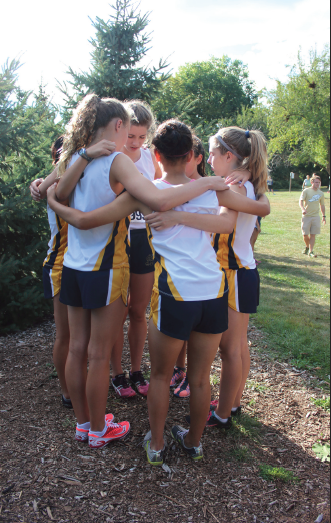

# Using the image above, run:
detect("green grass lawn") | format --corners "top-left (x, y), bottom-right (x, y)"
top-left (252, 189), bottom-right (330, 383)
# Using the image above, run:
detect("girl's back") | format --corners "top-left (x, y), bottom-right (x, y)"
top-left (148, 179), bottom-right (227, 301)
top-left (64, 152), bottom-right (130, 272)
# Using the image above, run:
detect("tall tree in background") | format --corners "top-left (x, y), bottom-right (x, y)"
top-left (59, 0), bottom-right (169, 115)
top-left (268, 47), bottom-right (330, 175)
top-left (152, 56), bottom-right (257, 128)
top-left (0, 60), bottom-right (62, 332)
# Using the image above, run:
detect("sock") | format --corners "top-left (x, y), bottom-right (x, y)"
top-left (77, 421), bottom-right (90, 431)
top-left (231, 407), bottom-right (239, 413)
top-left (90, 423), bottom-right (107, 437)
top-left (213, 411), bottom-right (229, 423)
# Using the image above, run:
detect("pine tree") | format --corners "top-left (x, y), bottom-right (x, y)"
top-left (59, 0), bottom-right (169, 116)
top-left (0, 60), bottom-right (63, 332)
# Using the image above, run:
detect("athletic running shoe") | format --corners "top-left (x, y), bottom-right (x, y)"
top-left (205, 411), bottom-right (233, 429)
top-left (210, 402), bottom-right (242, 417)
top-left (75, 413), bottom-right (115, 442)
top-left (231, 406), bottom-right (242, 417)
top-left (185, 411), bottom-right (233, 429)
top-left (302, 247), bottom-right (309, 255)
top-left (129, 371), bottom-right (149, 396)
top-left (89, 420), bottom-right (130, 449)
top-left (309, 251), bottom-right (317, 258)
top-left (171, 425), bottom-right (203, 461)
top-left (62, 395), bottom-right (73, 409)
top-left (210, 399), bottom-right (218, 411)
top-left (143, 431), bottom-right (167, 466)
top-left (170, 367), bottom-right (186, 388)
top-left (174, 376), bottom-right (190, 398)
top-left (112, 374), bottom-right (136, 398)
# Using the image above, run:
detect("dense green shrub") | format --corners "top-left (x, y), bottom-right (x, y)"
top-left (0, 61), bottom-right (62, 332)
top-left (0, 175), bottom-right (52, 332)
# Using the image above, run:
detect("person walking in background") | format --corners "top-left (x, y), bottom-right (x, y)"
top-left (302, 175), bottom-right (312, 190)
top-left (300, 175), bottom-right (326, 258)
top-left (267, 175), bottom-right (274, 194)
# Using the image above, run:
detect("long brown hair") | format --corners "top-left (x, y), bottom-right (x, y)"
top-left (192, 135), bottom-right (206, 177)
top-left (211, 127), bottom-right (268, 196)
top-left (58, 94), bottom-right (130, 175)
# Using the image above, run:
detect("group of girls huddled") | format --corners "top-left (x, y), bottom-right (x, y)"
top-left (30, 94), bottom-right (270, 464)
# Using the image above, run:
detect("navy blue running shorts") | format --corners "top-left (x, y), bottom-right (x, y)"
top-left (226, 267), bottom-right (260, 314)
top-left (42, 266), bottom-right (62, 299)
top-left (150, 291), bottom-right (229, 341)
top-left (130, 228), bottom-right (155, 275)
top-left (60, 265), bottom-right (130, 309)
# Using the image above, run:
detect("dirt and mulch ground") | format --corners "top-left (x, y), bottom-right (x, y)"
top-left (0, 319), bottom-right (330, 523)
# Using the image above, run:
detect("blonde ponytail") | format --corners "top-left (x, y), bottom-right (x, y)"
top-left (246, 130), bottom-right (268, 197)
top-left (58, 94), bottom-right (100, 176)
top-left (210, 126), bottom-right (268, 197)
top-left (58, 94), bottom-right (130, 176)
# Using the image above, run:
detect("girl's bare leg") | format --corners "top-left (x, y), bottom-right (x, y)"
top-left (65, 306), bottom-right (91, 424)
top-left (216, 308), bottom-right (248, 420)
top-left (87, 297), bottom-right (126, 432)
top-left (53, 294), bottom-right (70, 398)
top-left (128, 272), bottom-right (154, 372)
top-left (110, 307), bottom-right (128, 377)
top-left (175, 342), bottom-right (187, 368)
top-left (233, 314), bottom-right (250, 408)
top-left (185, 332), bottom-right (221, 448)
top-left (148, 321), bottom-right (184, 450)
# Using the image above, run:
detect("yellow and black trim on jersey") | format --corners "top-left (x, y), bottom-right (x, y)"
top-left (213, 225), bottom-right (243, 271)
top-left (93, 216), bottom-right (130, 272)
top-left (43, 214), bottom-right (68, 270)
top-left (147, 224), bottom-right (184, 301)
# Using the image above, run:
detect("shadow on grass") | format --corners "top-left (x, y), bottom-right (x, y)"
top-left (250, 254), bottom-right (330, 379)
top-left (258, 253), bottom-right (331, 287)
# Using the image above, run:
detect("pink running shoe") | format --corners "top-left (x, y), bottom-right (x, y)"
top-left (210, 400), bottom-right (218, 411)
top-left (174, 375), bottom-right (190, 398)
top-left (129, 371), bottom-right (149, 396)
top-left (75, 413), bottom-right (115, 442)
top-left (170, 367), bottom-right (186, 388)
top-left (89, 421), bottom-right (130, 449)
top-left (112, 374), bottom-right (136, 398)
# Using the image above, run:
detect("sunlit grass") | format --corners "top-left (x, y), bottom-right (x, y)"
top-left (253, 190), bottom-right (330, 382)
top-left (259, 464), bottom-right (299, 483)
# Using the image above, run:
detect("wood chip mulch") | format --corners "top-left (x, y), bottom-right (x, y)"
top-left (0, 319), bottom-right (330, 523)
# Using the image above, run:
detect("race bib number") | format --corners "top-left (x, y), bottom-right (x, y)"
top-left (131, 211), bottom-right (145, 221)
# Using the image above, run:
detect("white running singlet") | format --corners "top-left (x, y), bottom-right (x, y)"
top-left (64, 152), bottom-right (130, 272)
top-left (130, 148), bottom-right (155, 230)
top-left (147, 179), bottom-right (227, 301)
top-left (213, 181), bottom-right (257, 270)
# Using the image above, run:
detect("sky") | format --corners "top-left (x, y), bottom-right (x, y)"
top-left (1, 0), bottom-right (330, 105)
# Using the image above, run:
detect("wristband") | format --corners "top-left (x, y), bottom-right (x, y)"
top-left (323, 215), bottom-right (326, 218)
top-left (78, 148), bottom-right (94, 163)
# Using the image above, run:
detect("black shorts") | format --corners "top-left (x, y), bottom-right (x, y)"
top-left (130, 228), bottom-right (155, 275)
top-left (150, 291), bottom-right (229, 341)
top-left (43, 266), bottom-right (62, 299)
top-left (60, 266), bottom-right (130, 309)
top-left (226, 268), bottom-right (260, 314)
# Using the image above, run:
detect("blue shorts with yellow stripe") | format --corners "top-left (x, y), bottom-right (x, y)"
top-left (43, 266), bottom-right (63, 299)
top-left (225, 268), bottom-right (260, 314)
top-left (130, 229), bottom-right (155, 275)
top-left (60, 266), bottom-right (130, 309)
top-left (150, 291), bottom-right (228, 341)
